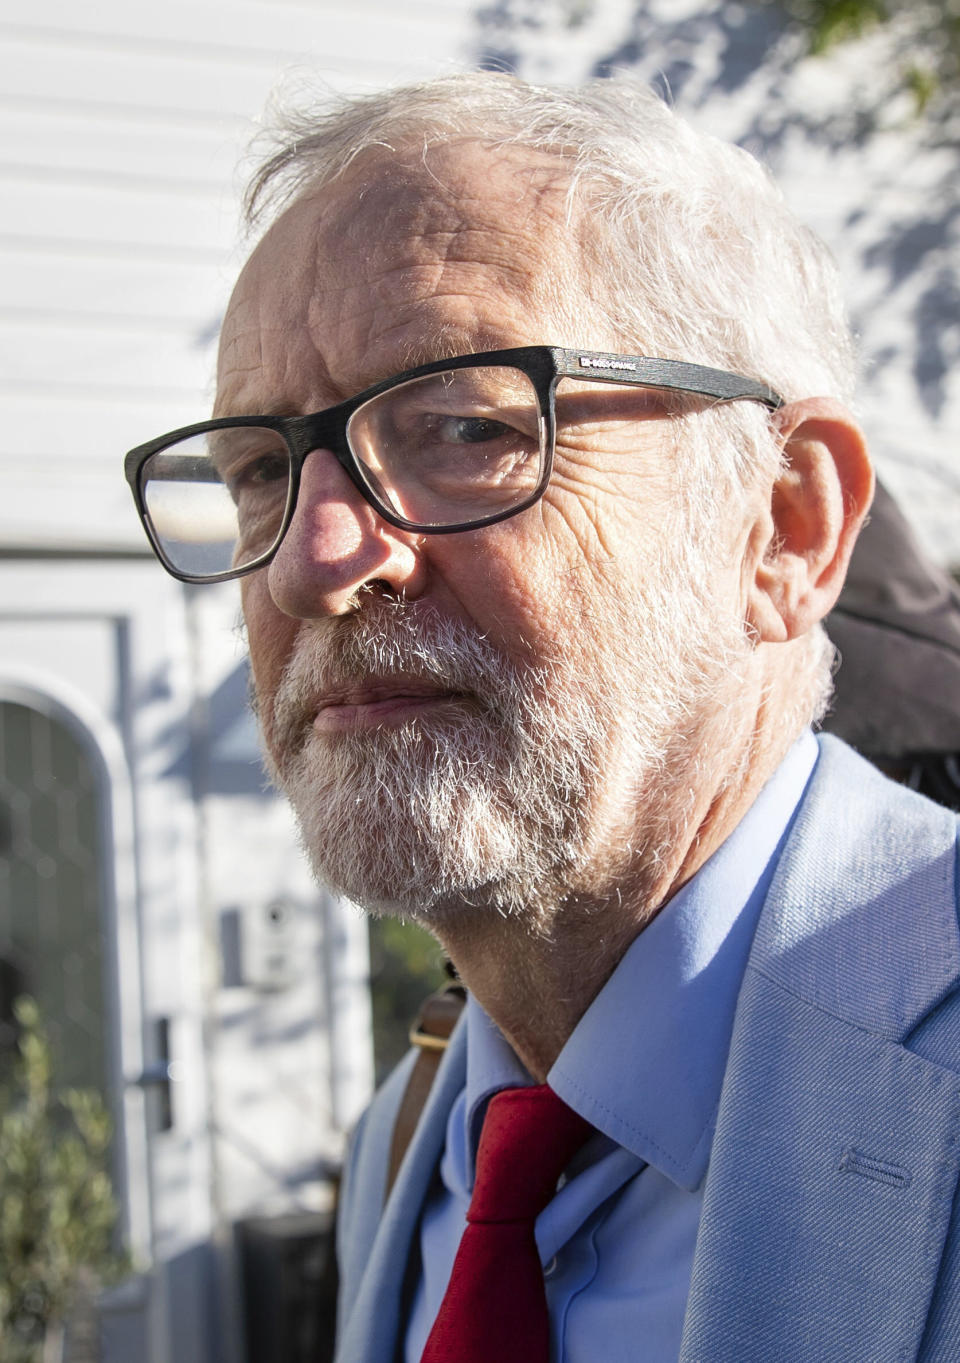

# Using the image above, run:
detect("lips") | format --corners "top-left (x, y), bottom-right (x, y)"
top-left (312, 678), bottom-right (464, 731)
top-left (318, 680), bottom-right (454, 707)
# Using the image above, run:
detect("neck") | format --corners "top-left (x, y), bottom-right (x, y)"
top-left (431, 660), bottom-right (803, 1081)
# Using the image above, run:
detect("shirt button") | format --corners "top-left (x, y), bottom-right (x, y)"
top-left (543, 1255), bottom-right (559, 1279)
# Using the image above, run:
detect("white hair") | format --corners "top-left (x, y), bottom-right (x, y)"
top-left (244, 69), bottom-right (845, 723)
top-left (245, 71), bottom-right (855, 407)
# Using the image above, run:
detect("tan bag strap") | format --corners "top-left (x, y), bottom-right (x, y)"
top-left (385, 981), bottom-right (467, 1201)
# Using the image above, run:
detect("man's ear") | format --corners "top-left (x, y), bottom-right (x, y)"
top-left (745, 397), bottom-right (874, 643)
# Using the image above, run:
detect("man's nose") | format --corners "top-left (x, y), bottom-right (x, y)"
top-left (265, 448), bottom-right (427, 617)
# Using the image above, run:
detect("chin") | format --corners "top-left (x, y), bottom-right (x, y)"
top-left (279, 714), bottom-right (586, 931)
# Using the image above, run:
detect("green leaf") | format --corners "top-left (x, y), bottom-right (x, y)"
top-left (807, 0), bottom-right (888, 55)
top-left (905, 63), bottom-right (940, 114)
top-left (0, 999), bottom-right (126, 1356)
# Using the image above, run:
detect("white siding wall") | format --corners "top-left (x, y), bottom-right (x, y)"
top-left (1, 0), bottom-right (479, 552)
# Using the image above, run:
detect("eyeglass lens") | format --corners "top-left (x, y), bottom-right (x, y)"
top-left (139, 365), bottom-right (546, 579)
top-left (141, 427), bottom-right (292, 578)
top-left (347, 365), bottom-right (544, 526)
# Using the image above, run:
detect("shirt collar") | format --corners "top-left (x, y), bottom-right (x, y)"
top-left (459, 731), bottom-right (820, 1188)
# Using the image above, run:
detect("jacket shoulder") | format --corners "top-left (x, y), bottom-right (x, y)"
top-left (754, 735), bottom-right (960, 1040)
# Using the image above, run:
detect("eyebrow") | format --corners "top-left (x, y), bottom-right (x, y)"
top-left (235, 399), bottom-right (300, 419)
top-left (395, 327), bottom-right (506, 374)
top-left (216, 330), bottom-right (512, 420)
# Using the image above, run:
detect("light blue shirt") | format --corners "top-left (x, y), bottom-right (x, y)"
top-left (405, 732), bottom-right (820, 1362)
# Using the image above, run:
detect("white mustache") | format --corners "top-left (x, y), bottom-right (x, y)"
top-left (266, 597), bottom-right (538, 763)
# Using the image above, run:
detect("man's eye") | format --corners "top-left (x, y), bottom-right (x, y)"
top-left (439, 416), bottom-right (513, 444)
top-left (246, 453), bottom-right (288, 484)
top-left (229, 452), bottom-right (288, 490)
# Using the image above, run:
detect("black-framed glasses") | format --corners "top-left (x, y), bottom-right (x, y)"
top-left (124, 345), bottom-right (782, 585)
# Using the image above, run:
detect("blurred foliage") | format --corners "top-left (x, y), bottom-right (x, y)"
top-left (479, 0), bottom-right (960, 125)
top-left (0, 998), bottom-right (127, 1363)
top-left (368, 919), bottom-right (446, 1084)
top-left (771, 0), bottom-right (960, 119)
top-left (470, 0), bottom-right (960, 422)
top-left (792, 0), bottom-right (889, 50)
top-left (477, 0), bottom-right (593, 33)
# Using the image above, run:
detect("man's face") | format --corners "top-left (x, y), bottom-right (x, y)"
top-left (218, 141), bottom-right (753, 930)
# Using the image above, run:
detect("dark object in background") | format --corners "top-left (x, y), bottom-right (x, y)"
top-left (0, 955), bottom-right (25, 1061)
top-left (823, 482), bottom-right (960, 810)
top-left (237, 1208), bottom-right (338, 1363)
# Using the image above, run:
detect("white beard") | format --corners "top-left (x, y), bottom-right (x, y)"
top-left (260, 549), bottom-right (751, 934)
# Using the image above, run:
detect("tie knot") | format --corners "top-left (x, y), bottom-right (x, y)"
top-left (468, 1084), bottom-right (593, 1224)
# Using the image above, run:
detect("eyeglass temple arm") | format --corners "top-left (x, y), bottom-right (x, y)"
top-left (550, 347), bottom-right (783, 409)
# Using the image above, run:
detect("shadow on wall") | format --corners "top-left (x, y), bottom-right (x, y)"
top-left (153, 657), bottom-right (269, 800)
top-left (468, 0), bottom-right (960, 420)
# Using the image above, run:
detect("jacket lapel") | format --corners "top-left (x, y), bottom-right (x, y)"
top-left (336, 1024), bottom-right (468, 1363)
top-left (681, 738), bottom-right (960, 1362)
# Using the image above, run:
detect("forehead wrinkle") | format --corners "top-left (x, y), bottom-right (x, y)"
top-left (217, 295), bottom-right (263, 383)
top-left (308, 218), bottom-right (558, 325)
top-left (217, 204), bottom-right (340, 416)
top-left (417, 140), bottom-right (574, 226)
top-left (304, 258), bottom-right (526, 393)
top-left (323, 141), bottom-right (572, 239)
top-left (304, 218), bottom-right (572, 395)
top-left (222, 139), bottom-right (588, 417)
top-left (303, 142), bottom-right (573, 296)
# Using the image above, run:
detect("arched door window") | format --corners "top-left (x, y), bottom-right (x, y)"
top-left (0, 699), bottom-right (109, 1100)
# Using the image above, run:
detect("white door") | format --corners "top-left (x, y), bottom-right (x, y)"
top-left (0, 555), bottom-right (215, 1363)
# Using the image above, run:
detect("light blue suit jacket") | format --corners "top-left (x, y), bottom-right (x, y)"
top-left (336, 738), bottom-right (960, 1361)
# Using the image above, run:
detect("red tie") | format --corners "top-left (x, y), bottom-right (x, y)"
top-left (420, 1084), bottom-right (593, 1363)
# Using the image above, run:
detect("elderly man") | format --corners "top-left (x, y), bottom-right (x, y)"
top-left (126, 74), bottom-right (960, 1362)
